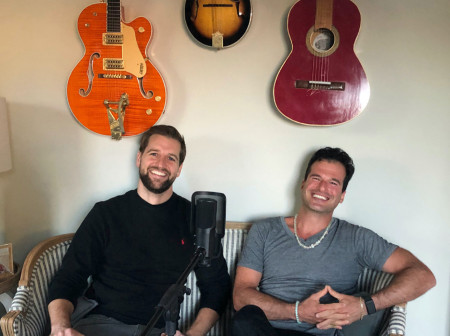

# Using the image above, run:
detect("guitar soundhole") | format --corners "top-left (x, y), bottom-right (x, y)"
top-left (312, 29), bottom-right (333, 52)
top-left (306, 26), bottom-right (339, 57)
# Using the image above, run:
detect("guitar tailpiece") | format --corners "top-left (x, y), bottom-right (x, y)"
top-left (104, 93), bottom-right (129, 140)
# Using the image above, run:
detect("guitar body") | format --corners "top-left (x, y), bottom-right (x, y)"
top-left (185, 0), bottom-right (252, 48)
top-left (67, 3), bottom-right (166, 138)
top-left (273, 0), bottom-right (370, 126)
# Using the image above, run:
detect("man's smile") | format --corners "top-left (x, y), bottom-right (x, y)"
top-left (149, 168), bottom-right (168, 177)
top-left (312, 193), bottom-right (328, 201)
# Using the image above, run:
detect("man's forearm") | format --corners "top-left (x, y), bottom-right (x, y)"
top-left (374, 254), bottom-right (436, 310)
top-left (48, 299), bottom-right (74, 332)
top-left (185, 307), bottom-right (219, 336)
top-left (233, 287), bottom-right (294, 320)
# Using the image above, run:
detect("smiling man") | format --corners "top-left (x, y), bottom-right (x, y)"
top-left (48, 125), bottom-right (231, 336)
top-left (232, 147), bottom-right (435, 336)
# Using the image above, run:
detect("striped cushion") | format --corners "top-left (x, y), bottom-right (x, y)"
top-left (385, 305), bottom-right (407, 335)
top-left (10, 240), bottom-right (72, 336)
top-left (179, 228), bottom-right (248, 335)
top-left (357, 268), bottom-right (406, 336)
top-left (358, 268), bottom-right (395, 294)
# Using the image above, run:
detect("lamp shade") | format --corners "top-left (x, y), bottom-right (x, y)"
top-left (0, 97), bottom-right (12, 173)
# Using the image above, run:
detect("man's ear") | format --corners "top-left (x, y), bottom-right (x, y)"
top-left (136, 151), bottom-right (142, 168)
top-left (339, 191), bottom-right (346, 203)
top-left (176, 163), bottom-right (183, 177)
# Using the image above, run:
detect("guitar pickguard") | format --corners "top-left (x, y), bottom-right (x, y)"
top-left (101, 24), bottom-right (146, 78)
top-left (120, 23), bottom-right (147, 78)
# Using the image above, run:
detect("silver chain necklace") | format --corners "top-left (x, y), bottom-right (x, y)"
top-left (293, 214), bottom-right (331, 249)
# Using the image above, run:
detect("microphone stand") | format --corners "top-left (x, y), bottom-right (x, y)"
top-left (139, 247), bottom-right (207, 336)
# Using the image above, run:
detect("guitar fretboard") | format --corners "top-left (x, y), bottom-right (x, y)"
top-left (107, 0), bottom-right (121, 32)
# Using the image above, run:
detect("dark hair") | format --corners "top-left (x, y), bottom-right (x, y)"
top-left (304, 147), bottom-right (355, 191)
top-left (139, 125), bottom-right (186, 164)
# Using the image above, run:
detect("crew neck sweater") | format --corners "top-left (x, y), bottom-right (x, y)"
top-left (49, 190), bottom-right (230, 327)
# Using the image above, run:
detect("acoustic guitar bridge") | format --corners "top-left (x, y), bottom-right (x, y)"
top-left (295, 80), bottom-right (345, 91)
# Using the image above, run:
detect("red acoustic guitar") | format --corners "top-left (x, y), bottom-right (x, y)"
top-left (273, 0), bottom-right (370, 126)
top-left (67, 0), bottom-right (166, 139)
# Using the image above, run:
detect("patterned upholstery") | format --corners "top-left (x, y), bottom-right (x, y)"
top-left (0, 224), bottom-right (407, 336)
top-left (179, 225), bottom-right (249, 335)
top-left (0, 234), bottom-right (73, 336)
top-left (385, 305), bottom-right (407, 335)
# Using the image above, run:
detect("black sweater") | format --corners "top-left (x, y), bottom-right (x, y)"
top-left (48, 190), bottom-right (231, 327)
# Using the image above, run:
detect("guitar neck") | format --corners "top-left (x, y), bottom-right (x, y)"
top-left (315, 0), bottom-right (333, 30)
top-left (107, 0), bottom-right (121, 32)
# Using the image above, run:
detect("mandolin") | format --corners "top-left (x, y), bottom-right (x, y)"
top-left (67, 0), bottom-right (166, 139)
top-left (185, 0), bottom-right (252, 49)
top-left (273, 0), bottom-right (370, 126)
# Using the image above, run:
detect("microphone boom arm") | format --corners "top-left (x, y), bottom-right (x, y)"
top-left (140, 247), bottom-right (206, 336)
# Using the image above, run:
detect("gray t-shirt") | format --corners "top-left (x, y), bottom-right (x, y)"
top-left (238, 217), bottom-right (397, 335)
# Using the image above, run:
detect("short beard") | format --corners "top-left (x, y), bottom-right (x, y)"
top-left (139, 171), bottom-right (175, 195)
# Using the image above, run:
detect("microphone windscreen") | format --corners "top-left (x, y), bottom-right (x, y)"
top-left (196, 199), bottom-right (217, 229)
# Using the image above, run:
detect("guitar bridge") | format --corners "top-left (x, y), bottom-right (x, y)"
top-left (295, 80), bottom-right (345, 90)
top-left (99, 74), bottom-right (133, 79)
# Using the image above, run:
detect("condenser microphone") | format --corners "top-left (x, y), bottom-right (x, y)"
top-left (191, 191), bottom-right (226, 267)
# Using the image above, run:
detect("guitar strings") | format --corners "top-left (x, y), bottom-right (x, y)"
top-left (311, 38), bottom-right (330, 91)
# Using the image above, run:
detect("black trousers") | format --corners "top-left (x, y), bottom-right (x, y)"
top-left (231, 305), bottom-right (310, 336)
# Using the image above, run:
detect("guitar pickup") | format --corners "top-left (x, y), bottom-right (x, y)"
top-left (104, 58), bottom-right (124, 70)
top-left (103, 33), bottom-right (123, 45)
top-left (295, 80), bottom-right (345, 90)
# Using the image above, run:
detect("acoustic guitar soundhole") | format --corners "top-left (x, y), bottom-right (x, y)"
top-left (306, 26), bottom-right (340, 57)
top-left (312, 29), bottom-right (333, 51)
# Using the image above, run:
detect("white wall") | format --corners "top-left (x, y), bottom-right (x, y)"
top-left (0, 0), bottom-right (448, 334)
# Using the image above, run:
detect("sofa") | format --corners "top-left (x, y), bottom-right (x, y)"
top-left (0, 222), bottom-right (406, 336)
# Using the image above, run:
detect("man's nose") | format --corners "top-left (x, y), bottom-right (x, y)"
top-left (318, 180), bottom-right (327, 191)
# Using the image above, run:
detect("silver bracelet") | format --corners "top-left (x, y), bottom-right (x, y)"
top-left (295, 301), bottom-right (302, 324)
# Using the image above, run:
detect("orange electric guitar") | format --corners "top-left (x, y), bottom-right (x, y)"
top-left (273, 0), bottom-right (370, 126)
top-left (67, 0), bottom-right (166, 139)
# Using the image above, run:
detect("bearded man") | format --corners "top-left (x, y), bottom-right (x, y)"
top-left (48, 125), bottom-right (230, 336)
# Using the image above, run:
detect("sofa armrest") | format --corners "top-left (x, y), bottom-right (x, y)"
top-left (387, 304), bottom-right (407, 336)
top-left (0, 234), bottom-right (74, 336)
